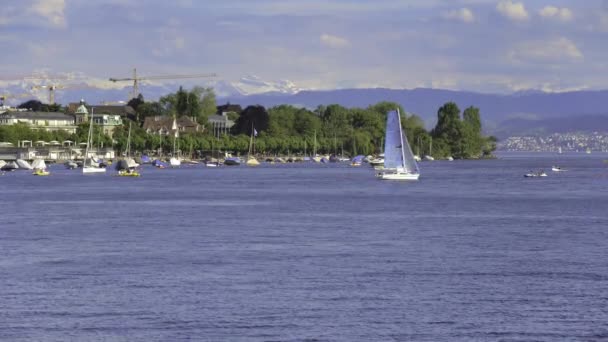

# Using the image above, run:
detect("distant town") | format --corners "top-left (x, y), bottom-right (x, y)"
top-left (498, 132), bottom-right (608, 152)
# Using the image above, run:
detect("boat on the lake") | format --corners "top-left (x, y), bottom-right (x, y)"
top-left (376, 109), bottom-right (420, 181)
top-left (83, 109), bottom-right (106, 174)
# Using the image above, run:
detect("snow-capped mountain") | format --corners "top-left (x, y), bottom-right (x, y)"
top-left (0, 73), bottom-right (303, 105)
top-left (228, 75), bottom-right (301, 95)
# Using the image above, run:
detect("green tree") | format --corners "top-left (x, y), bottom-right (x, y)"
top-left (195, 87), bottom-right (217, 123)
top-left (233, 105), bottom-right (270, 136)
top-left (432, 102), bottom-right (463, 157)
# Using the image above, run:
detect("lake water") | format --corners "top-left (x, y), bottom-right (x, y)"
top-left (1, 153), bottom-right (607, 341)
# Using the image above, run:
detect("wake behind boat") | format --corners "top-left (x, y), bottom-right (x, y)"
top-left (524, 170), bottom-right (547, 178)
top-left (376, 109), bottom-right (420, 181)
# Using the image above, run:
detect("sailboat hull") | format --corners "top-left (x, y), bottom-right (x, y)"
top-left (377, 171), bottom-right (420, 181)
top-left (83, 167), bottom-right (106, 174)
top-left (246, 158), bottom-right (260, 166)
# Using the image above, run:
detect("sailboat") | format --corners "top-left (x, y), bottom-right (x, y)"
top-left (423, 136), bottom-right (434, 161)
top-left (83, 108), bottom-right (106, 174)
top-left (116, 121), bottom-right (140, 176)
top-left (205, 138), bottom-right (221, 167)
top-left (169, 117), bottom-right (181, 167)
top-left (312, 130), bottom-right (321, 162)
top-left (246, 124), bottom-right (260, 166)
top-left (376, 109), bottom-right (420, 181)
top-left (32, 158), bottom-right (49, 176)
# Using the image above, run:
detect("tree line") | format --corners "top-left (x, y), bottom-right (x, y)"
top-left (6, 87), bottom-right (496, 158)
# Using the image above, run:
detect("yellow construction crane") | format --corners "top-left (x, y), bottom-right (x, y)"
top-left (31, 84), bottom-right (65, 104)
top-left (109, 68), bottom-right (217, 100)
top-left (0, 93), bottom-right (31, 106)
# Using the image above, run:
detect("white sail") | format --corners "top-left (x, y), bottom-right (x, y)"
top-left (16, 159), bottom-right (33, 170)
top-left (31, 159), bottom-right (46, 170)
top-left (377, 109), bottom-right (419, 181)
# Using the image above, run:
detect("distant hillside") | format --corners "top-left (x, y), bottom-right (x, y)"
top-left (491, 114), bottom-right (608, 139)
top-left (219, 88), bottom-right (608, 136)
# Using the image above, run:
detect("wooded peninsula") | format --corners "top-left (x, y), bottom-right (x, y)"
top-left (0, 86), bottom-right (497, 159)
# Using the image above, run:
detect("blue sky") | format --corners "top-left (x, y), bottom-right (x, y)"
top-left (1, 0), bottom-right (608, 93)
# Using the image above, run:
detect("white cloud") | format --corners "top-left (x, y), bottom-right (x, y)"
top-left (29, 0), bottom-right (66, 28)
top-left (496, 1), bottom-right (529, 21)
top-left (508, 37), bottom-right (583, 64)
top-left (443, 8), bottom-right (475, 23)
top-left (539, 6), bottom-right (573, 22)
top-left (320, 34), bottom-right (350, 49)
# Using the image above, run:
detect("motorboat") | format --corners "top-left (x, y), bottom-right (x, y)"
top-left (64, 160), bottom-right (78, 169)
top-left (224, 157), bottom-right (241, 166)
top-left (1, 161), bottom-right (18, 171)
top-left (369, 155), bottom-right (384, 167)
top-left (551, 166), bottom-right (567, 172)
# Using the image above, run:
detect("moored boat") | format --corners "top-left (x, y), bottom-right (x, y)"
top-left (32, 169), bottom-right (50, 176)
top-left (224, 157), bottom-right (241, 166)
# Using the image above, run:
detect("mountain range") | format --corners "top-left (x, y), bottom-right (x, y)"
top-left (2, 75), bottom-right (607, 138)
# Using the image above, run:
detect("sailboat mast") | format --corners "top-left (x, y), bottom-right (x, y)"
top-left (126, 121), bottom-right (132, 158)
top-left (159, 131), bottom-right (163, 158)
top-left (248, 122), bottom-right (254, 157)
top-left (396, 109), bottom-right (407, 168)
top-left (334, 134), bottom-right (337, 155)
top-left (313, 130), bottom-right (317, 157)
top-left (85, 108), bottom-right (94, 163)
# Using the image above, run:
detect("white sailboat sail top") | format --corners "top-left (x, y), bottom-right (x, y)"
top-left (31, 159), bottom-right (46, 170)
top-left (383, 110), bottom-right (419, 173)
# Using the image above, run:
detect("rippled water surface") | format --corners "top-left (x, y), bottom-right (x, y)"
top-left (1, 153), bottom-right (607, 341)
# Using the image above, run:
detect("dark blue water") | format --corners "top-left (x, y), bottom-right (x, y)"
top-left (1, 153), bottom-right (607, 341)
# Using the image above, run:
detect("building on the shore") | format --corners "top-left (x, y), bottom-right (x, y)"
top-left (67, 102), bottom-right (136, 123)
top-left (72, 102), bottom-right (123, 136)
top-left (0, 111), bottom-right (78, 133)
top-left (208, 104), bottom-right (239, 137)
top-left (143, 115), bottom-right (202, 135)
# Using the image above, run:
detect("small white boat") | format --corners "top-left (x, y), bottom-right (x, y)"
top-left (551, 166), bottom-right (567, 172)
top-left (369, 157), bottom-right (384, 167)
top-left (205, 160), bottom-right (221, 167)
top-left (423, 155), bottom-right (434, 161)
top-left (83, 165), bottom-right (106, 173)
top-left (446, 156), bottom-right (454, 161)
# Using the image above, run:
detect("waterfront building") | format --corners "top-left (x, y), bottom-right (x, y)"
top-left (72, 102), bottom-right (123, 136)
top-left (143, 115), bottom-right (202, 135)
top-left (0, 111), bottom-right (77, 133)
top-left (208, 104), bottom-right (239, 137)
